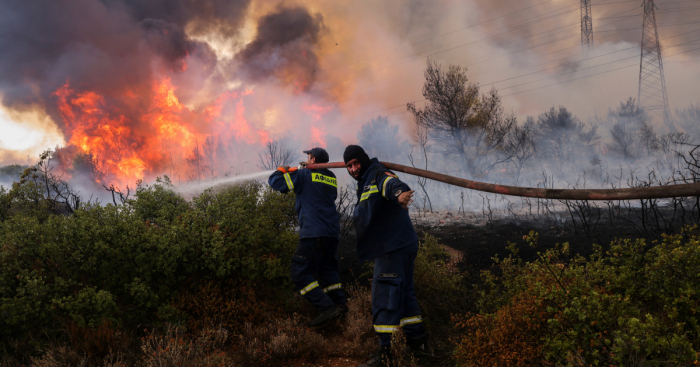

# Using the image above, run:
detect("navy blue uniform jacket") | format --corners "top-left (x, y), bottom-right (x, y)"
top-left (268, 168), bottom-right (340, 239)
top-left (354, 159), bottom-right (419, 262)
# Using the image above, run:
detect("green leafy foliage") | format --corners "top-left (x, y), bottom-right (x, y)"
top-left (455, 228), bottom-right (700, 366)
top-left (0, 179), bottom-right (297, 353)
top-left (415, 234), bottom-right (467, 329)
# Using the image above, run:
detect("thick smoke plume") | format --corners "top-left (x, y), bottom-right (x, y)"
top-left (237, 6), bottom-right (325, 92)
top-left (0, 0), bottom-right (332, 188)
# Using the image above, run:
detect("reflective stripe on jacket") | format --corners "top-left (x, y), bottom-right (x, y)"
top-left (353, 158), bottom-right (418, 262)
top-left (268, 168), bottom-right (340, 239)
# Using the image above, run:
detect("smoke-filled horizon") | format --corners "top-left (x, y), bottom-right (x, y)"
top-left (0, 0), bottom-right (698, 190)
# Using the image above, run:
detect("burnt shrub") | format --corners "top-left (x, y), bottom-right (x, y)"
top-left (454, 228), bottom-right (700, 366)
top-left (0, 179), bottom-right (297, 359)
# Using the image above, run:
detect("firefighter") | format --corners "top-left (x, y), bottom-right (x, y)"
top-left (268, 147), bottom-right (347, 327)
top-left (343, 145), bottom-right (429, 367)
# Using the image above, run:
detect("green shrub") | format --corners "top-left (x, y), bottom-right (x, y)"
top-left (415, 234), bottom-right (467, 329)
top-left (455, 228), bottom-right (700, 366)
top-left (0, 179), bottom-right (297, 356)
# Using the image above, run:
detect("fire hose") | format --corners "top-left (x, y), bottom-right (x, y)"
top-left (305, 161), bottom-right (700, 200)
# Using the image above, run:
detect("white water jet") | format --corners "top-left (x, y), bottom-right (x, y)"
top-left (173, 170), bottom-right (276, 196)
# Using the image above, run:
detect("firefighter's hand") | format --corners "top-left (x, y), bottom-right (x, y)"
top-left (398, 190), bottom-right (414, 210)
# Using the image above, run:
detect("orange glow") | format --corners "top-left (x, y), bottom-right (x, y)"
top-left (53, 78), bottom-right (271, 188)
top-left (301, 102), bottom-right (332, 121)
top-left (303, 102), bottom-right (332, 147)
top-left (310, 125), bottom-right (326, 147)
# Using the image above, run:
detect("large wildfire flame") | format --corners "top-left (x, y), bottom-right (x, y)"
top-left (54, 77), bottom-right (272, 187)
top-left (1, 3), bottom-right (351, 188)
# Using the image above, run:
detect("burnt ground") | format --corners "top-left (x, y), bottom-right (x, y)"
top-left (336, 211), bottom-right (676, 285)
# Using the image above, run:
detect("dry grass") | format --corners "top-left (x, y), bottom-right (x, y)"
top-left (140, 324), bottom-right (234, 367)
top-left (12, 282), bottom-right (407, 367)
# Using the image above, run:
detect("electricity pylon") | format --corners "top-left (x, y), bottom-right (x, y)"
top-left (638, 0), bottom-right (675, 130)
top-left (581, 0), bottom-right (593, 57)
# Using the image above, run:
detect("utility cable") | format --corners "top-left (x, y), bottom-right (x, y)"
top-left (338, 5), bottom-right (643, 105)
top-left (501, 44), bottom-right (700, 97)
top-left (337, 34), bottom-right (700, 125)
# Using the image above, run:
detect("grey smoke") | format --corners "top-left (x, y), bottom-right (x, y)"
top-left (0, 0), bottom-right (329, 128)
top-left (236, 6), bottom-right (324, 91)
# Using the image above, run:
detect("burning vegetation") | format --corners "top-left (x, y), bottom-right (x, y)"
top-left (0, 1), bottom-right (337, 189)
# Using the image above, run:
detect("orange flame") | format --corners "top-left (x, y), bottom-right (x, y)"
top-left (310, 125), bottom-right (326, 147)
top-left (301, 102), bottom-right (332, 121)
top-left (302, 102), bottom-right (332, 147)
top-left (54, 78), bottom-right (269, 187)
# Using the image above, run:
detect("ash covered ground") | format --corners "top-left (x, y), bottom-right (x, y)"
top-left (336, 206), bottom-right (674, 286)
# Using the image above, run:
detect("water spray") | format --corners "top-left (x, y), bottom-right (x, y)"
top-left (174, 170), bottom-right (275, 196)
top-left (306, 162), bottom-right (700, 200)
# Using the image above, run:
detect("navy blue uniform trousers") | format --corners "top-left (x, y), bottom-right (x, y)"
top-left (291, 237), bottom-right (346, 311)
top-left (372, 246), bottom-right (425, 347)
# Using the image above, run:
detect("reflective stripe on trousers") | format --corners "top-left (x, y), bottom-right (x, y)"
top-left (300, 281), bottom-right (319, 295)
top-left (373, 315), bottom-right (423, 333)
top-left (291, 237), bottom-right (346, 312)
top-left (323, 283), bottom-right (342, 293)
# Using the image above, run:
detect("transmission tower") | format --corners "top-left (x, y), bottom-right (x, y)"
top-left (638, 0), bottom-right (675, 130)
top-left (580, 0), bottom-right (593, 56)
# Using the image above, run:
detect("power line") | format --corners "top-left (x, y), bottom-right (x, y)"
top-left (446, 23), bottom-right (698, 87)
top-left (483, 46), bottom-right (638, 86)
top-left (657, 6), bottom-right (700, 12)
top-left (335, 0), bottom-right (697, 82)
top-left (338, 5), bottom-right (644, 104)
top-left (337, 0), bottom-right (560, 69)
top-left (334, 3), bottom-right (700, 124)
top-left (461, 7), bottom-right (643, 70)
top-left (495, 39), bottom-right (698, 93)
top-left (337, 36), bottom-right (700, 125)
top-left (345, 0), bottom-right (622, 78)
top-left (501, 44), bottom-right (700, 97)
top-left (482, 26), bottom-right (700, 86)
top-left (464, 26), bottom-right (641, 79)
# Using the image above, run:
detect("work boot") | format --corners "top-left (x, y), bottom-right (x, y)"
top-left (337, 304), bottom-right (349, 319)
top-left (307, 306), bottom-right (342, 327)
top-left (358, 346), bottom-right (392, 367)
top-left (405, 334), bottom-right (432, 366)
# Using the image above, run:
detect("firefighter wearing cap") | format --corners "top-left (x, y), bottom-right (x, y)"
top-left (268, 147), bottom-right (347, 327)
top-left (343, 145), bottom-right (429, 367)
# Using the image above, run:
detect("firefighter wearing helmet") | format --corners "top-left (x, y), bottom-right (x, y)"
top-left (267, 147), bottom-right (347, 327)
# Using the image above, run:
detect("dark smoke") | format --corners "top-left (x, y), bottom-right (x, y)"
top-left (0, 0), bottom-right (244, 123)
top-left (110, 0), bottom-right (252, 37)
top-left (236, 6), bottom-right (324, 91)
top-left (0, 0), bottom-right (330, 129)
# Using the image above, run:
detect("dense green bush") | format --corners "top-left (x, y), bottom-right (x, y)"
top-left (0, 178), bottom-right (297, 353)
top-left (454, 228), bottom-right (700, 366)
top-left (414, 234), bottom-right (469, 359)
top-left (415, 235), bottom-right (466, 323)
